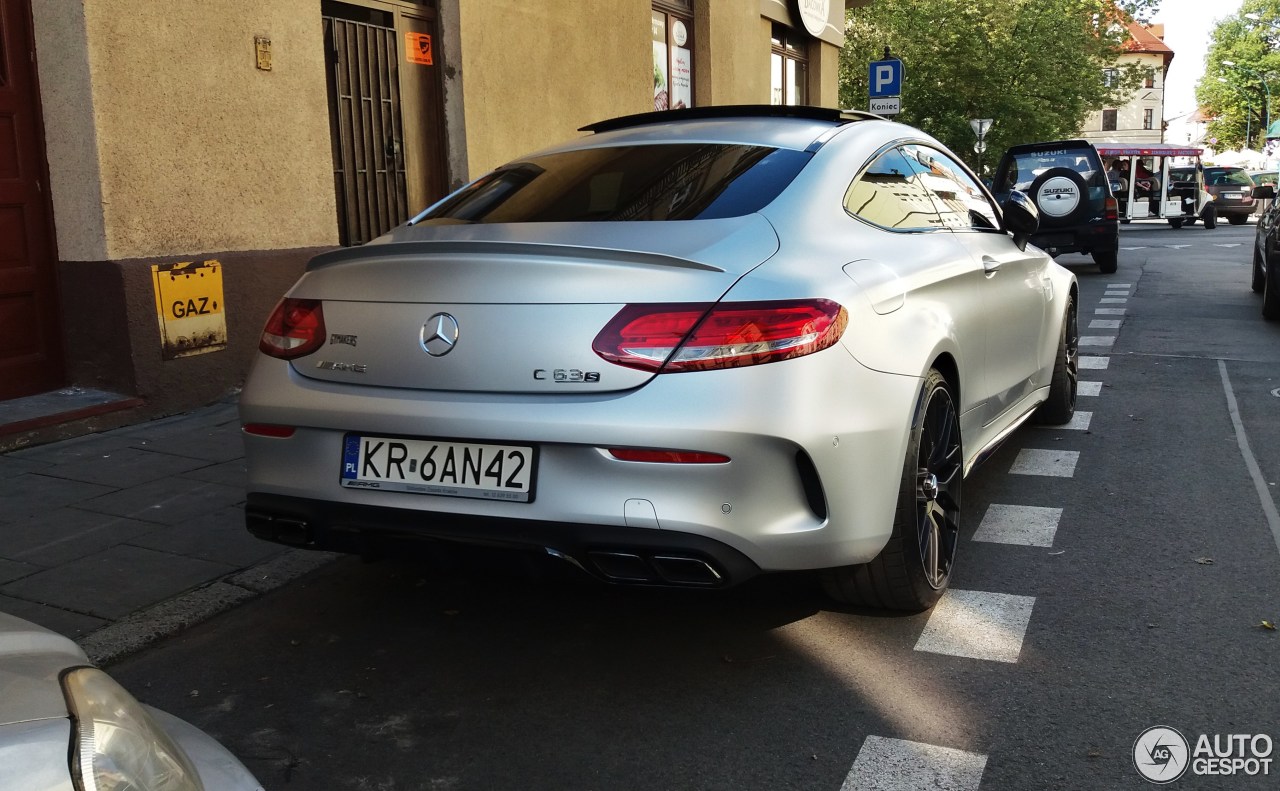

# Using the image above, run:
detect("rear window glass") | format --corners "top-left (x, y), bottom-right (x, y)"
top-left (993, 147), bottom-right (1105, 193)
top-left (1203, 168), bottom-right (1254, 187)
top-left (415, 144), bottom-right (812, 224)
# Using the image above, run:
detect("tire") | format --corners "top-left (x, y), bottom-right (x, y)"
top-left (1185, 217), bottom-right (1198, 226)
top-left (1029, 167), bottom-right (1090, 226)
top-left (821, 369), bottom-right (961, 612)
top-left (1229, 214), bottom-right (1248, 226)
top-left (1093, 248), bottom-right (1118, 274)
top-left (1034, 295), bottom-right (1078, 425)
top-left (1203, 205), bottom-right (1217, 229)
top-left (1253, 248), bottom-right (1266, 294)
top-left (1168, 218), bottom-right (1184, 229)
top-left (1265, 249), bottom-right (1280, 320)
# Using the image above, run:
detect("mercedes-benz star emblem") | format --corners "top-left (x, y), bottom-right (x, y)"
top-left (420, 313), bottom-right (459, 357)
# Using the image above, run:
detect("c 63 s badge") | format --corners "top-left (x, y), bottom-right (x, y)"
top-left (534, 368), bottom-right (600, 383)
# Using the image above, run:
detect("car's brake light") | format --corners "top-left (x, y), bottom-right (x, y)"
top-left (1104, 195), bottom-right (1118, 221)
top-left (259, 298), bottom-right (325, 360)
top-left (608, 448), bottom-right (730, 463)
top-left (593, 299), bottom-right (847, 373)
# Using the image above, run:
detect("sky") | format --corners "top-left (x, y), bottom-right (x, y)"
top-left (1150, 0), bottom-right (1245, 122)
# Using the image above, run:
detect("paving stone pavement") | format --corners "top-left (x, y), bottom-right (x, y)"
top-left (0, 398), bottom-right (337, 663)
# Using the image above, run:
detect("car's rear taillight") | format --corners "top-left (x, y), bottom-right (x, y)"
top-left (259, 298), bottom-right (325, 360)
top-left (593, 299), bottom-right (847, 373)
top-left (1104, 195), bottom-right (1118, 221)
top-left (608, 448), bottom-right (730, 463)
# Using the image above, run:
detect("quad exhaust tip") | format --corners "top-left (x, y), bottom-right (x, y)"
top-left (566, 549), bottom-right (724, 587)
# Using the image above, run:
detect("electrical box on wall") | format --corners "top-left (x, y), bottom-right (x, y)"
top-left (255, 36), bottom-right (272, 71)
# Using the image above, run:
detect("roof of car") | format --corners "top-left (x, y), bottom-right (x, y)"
top-left (579, 105), bottom-right (880, 134)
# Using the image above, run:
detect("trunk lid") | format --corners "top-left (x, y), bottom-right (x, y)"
top-left (286, 217), bottom-right (777, 393)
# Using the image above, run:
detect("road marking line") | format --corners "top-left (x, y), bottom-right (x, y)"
top-left (1080, 336), bottom-right (1115, 346)
top-left (1100, 297), bottom-right (1128, 303)
top-left (1166, 244), bottom-right (1191, 250)
top-left (1079, 356), bottom-right (1109, 369)
top-left (1090, 319), bottom-right (1121, 329)
top-left (1011, 449), bottom-right (1079, 477)
top-left (842, 736), bottom-right (987, 791)
top-left (1106, 283), bottom-right (1132, 287)
top-left (1079, 381), bottom-right (1102, 396)
top-left (1095, 308), bottom-right (1126, 315)
top-left (973, 504), bottom-right (1062, 547)
top-left (914, 589), bottom-right (1036, 663)
top-left (1120, 246), bottom-right (1147, 250)
top-left (1104, 290), bottom-right (1130, 295)
top-left (1214, 243), bottom-right (1242, 248)
top-left (1218, 360), bottom-right (1280, 556)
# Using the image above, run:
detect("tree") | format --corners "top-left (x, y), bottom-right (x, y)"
top-left (839, 0), bottom-right (1159, 173)
top-left (1197, 0), bottom-right (1280, 151)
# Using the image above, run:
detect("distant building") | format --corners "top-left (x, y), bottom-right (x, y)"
top-left (1080, 21), bottom-right (1174, 145)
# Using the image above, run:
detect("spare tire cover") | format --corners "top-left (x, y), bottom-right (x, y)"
top-left (1031, 167), bottom-right (1087, 222)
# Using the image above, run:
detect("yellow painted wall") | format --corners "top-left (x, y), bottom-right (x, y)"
top-left (34, 0), bottom-right (337, 261)
top-left (456, 0), bottom-right (652, 175)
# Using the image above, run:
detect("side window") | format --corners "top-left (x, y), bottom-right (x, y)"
top-left (904, 145), bottom-right (1000, 231)
top-left (844, 147), bottom-right (944, 230)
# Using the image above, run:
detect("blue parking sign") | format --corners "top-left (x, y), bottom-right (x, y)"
top-left (868, 59), bottom-right (903, 98)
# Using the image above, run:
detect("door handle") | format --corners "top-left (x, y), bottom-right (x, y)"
top-left (982, 256), bottom-right (1002, 276)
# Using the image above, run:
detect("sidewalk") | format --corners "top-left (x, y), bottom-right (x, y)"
top-left (0, 397), bottom-right (337, 664)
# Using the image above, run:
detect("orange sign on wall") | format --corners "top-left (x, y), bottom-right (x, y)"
top-left (406, 32), bottom-right (433, 65)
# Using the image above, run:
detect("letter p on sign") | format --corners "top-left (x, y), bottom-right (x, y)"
top-left (874, 65), bottom-right (894, 93)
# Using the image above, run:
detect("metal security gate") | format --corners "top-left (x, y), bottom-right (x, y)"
top-left (323, 5), bottom-right (409, 246)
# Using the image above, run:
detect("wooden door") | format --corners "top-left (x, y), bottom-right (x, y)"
top-left (0, 0), bottom-right (64, 399)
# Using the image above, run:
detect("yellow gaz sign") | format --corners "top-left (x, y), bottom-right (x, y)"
top-left (151, 260), bottom-right (228, 359)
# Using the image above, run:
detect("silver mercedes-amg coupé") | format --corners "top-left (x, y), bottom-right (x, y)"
top-left (239, 106), bottom-right (1078, 612)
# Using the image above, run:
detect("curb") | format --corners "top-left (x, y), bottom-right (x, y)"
top-left (81, 549), bottom-right (341, 665)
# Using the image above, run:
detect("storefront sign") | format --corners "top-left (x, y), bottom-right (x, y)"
top-left (794, 0), bottom-right (830, 38)
top-left (151, 260), bottom-right (227, 360)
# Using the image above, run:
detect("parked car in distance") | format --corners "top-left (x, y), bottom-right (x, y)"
top-left (0, 611), bottom-right (264, 791)
top-left (1174, 165), bottom-right (1256, 225)
top-left (1250, 183), bottom-right (1280, 319)
top-left (990, 139), bottom-right (1119, 273)
top-left (241, 105), bottom-right (1078, 613)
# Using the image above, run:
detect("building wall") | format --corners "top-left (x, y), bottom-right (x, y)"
top-left (1080, 52), bottom-right (1167, 145)
top-left (19, 0), bottom-right (856, 431)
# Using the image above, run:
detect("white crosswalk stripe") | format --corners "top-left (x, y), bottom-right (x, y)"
top-left (1090, 319), bottom-right (1121, 329)
top-left (1095, 307), bottom-right (1126, 315)
top-left (1079, 356), bottom-right (1109, 369)
top-left (973, 504), bottom-right (1062, 547)
top-left (1100, 297), bottom-right (1128, 303)
top-left (1011, 448), bottom-right (1079, 477)
top-left (1079, 336), bottom-right (1115, 347)
top-left (1079, 381), bottom-right (1102, 396)
top-left (842, 737), bottom-right (987, 791)
top-left (914, 589), bottom-right (1036, 663)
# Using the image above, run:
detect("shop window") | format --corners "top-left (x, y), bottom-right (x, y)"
top-left (652, 2), bottom-right (694, 110)
top-left (1102, 109), bottom-right (1117, 131)
top-left (1143, 109), bottom-right (1154, 130)
top-left (770, 24), bottom-right (808, 106)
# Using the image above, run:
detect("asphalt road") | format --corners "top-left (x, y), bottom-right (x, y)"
top-left (111, 221), bottom-right (1280, 791)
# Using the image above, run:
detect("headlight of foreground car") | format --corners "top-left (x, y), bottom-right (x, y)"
top-left (61, 667), bottom-right (204, 791)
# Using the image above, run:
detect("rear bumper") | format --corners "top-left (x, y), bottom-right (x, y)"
top-left (246, 492), bottom-right (762, 588)
top-left (239, 347), bottom-right (922, 574)
top-left (1031, 219), bottom-right (1118, 255)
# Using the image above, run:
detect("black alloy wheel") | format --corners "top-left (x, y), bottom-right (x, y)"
top-left (1265, 248), bottom-right (1280, 320)
top-left (915, 380), bottom-right (962, 591)
top-left (1034, 296), bottom-right (1078, 425)
top-left (1253, 247), bottom-right (1266, 294)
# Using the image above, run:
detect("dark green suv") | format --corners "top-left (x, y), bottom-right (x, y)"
top-left (992, 140), bottom-right (1120, 273)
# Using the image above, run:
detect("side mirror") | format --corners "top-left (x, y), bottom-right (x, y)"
top-left (1253, 185), bottom-right (1275, 200)
top-left (1001, 189), bottom-right (1038, 251)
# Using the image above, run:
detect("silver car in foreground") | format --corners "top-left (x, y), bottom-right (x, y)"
top-left (0, 612), bottom-right (263, 791)
top-left (241, 106), bottom-right (1078, 611)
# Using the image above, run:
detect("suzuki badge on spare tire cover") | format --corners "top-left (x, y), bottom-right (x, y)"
top-left (1032, 168), bottom-right (1085, 221)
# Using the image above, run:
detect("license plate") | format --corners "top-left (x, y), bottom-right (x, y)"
top-left (1224, 193), bottom-right (1242, 200)
top-left (341, 434), bottom-right (536, 502)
